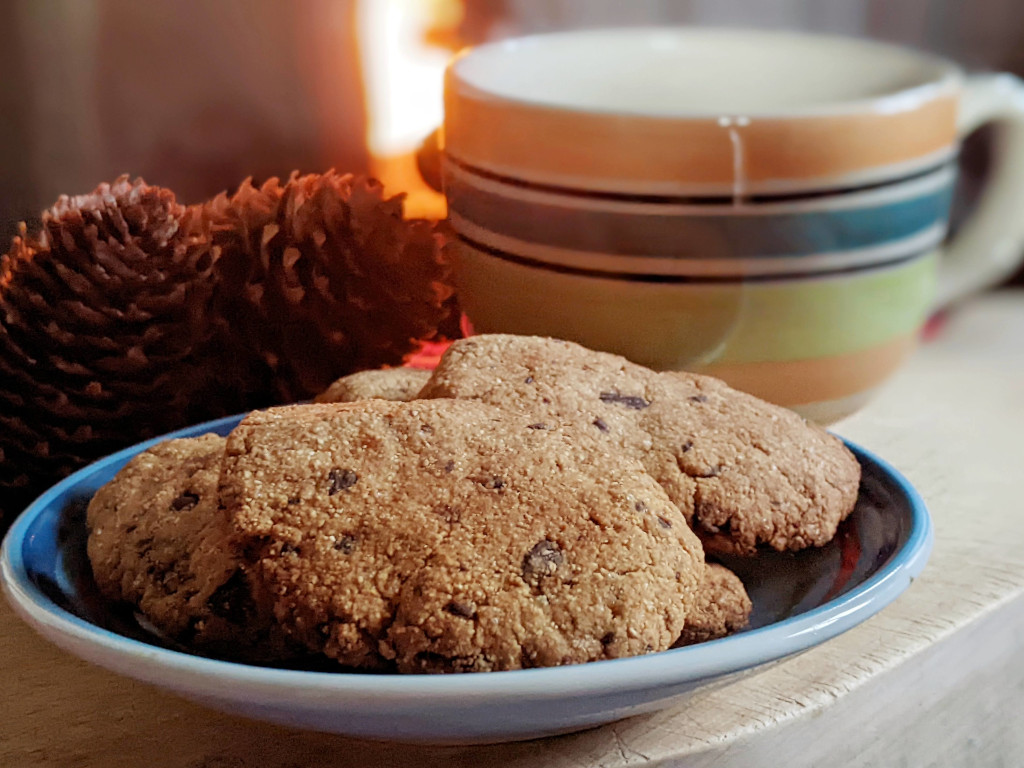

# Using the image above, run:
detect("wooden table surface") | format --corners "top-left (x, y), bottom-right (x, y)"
top-left (4, 293), bottom-right (1024, 768)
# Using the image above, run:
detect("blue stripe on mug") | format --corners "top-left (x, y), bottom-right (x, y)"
top-left (445, 163), bottom-right (956, 259)
top-left (450, 216), bottom-right (946, 278)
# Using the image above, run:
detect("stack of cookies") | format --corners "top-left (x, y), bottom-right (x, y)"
top-left (87, 335), bottom-right (861, 673)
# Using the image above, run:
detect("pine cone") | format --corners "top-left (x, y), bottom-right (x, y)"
top-left (0, 176), bottom-right (222, 523)
top-left (205, 171), bottom-right (456, 402)
top-left (0, 171), bottom-right (459, 528)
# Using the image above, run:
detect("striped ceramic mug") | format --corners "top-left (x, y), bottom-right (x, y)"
top-left (441, 28), bottom-right (1024, 422)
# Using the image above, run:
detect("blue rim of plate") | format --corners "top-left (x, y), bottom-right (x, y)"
top-left (1, 413), bottom-right (933, 700)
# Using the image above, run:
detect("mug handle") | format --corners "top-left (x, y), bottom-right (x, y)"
top-left (936, 73), bottom-right (1024, 307)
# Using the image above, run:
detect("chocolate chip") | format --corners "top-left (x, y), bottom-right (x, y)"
top-left (524, 375), bottom-right (534, 384)
top-left (522, 540), bottom-right (564, 584)
top-left (689, 394), bottom-right (709, 403)
top-left (601, 632), bottom-right (616, 646)
top-left (333, 534), bottom-right (357, 554)
top-left (169, 491), bottom-right (200, 511)
top-left (481, 476), bottom-right (505, 491)
top-left (288, 496), bottom-right (301, 505)
top-left (328, 468), bottom-right (358, 495)
top-left (444, 601), bottom-right (475, 618)
top-left (527, 423), bottom-right (547, 430)
top-left (207, 570), bottom-right (252, 624)
top-left (433, 504), bottom-right (461, 524)
top-left (541, 397), bottom-right (552, 404)
top-left (635, 500), bottom-right (648, 513)
top-left (420, 424), bottom-right (434, 434)
top-left (657, 515), bottom-right (673, 529)
top-left (696, 465), bottom-right (721, 478)
top-left (443, 460), bottom-right (455, 473)
top-left (593, 417), bottom-right (610, 432)
top-left (681, 440), bottom-right (693, 453)
top-left (599, 391), bottom-right (651, 410)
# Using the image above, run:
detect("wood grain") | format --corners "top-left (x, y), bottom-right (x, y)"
top-left (4, 293), bottom-right (1024, 767)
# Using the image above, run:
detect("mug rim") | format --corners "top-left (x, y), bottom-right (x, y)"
top-left (447, 26), bottom-right (962, 120)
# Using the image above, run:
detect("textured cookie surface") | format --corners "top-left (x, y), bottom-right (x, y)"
top-left (222, 400), bottom-right (704, 672)
top-left (674, 563), bottom-right (752, 646)
top-left (86, 434), bottom-right (292, 661)
top-left (419, 334), bottom-right (861, 554)
top-left (314, 367), bottom-right (431, 404)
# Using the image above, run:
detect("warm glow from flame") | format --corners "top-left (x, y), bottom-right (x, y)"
top-left (356, 0), bottom-right (457, 219)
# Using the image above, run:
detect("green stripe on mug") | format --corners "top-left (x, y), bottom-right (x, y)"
top-left (453, 242), bottom-right (935, 367)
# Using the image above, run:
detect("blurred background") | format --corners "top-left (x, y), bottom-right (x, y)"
top-left (1, 0), bottom-right (1021, 280)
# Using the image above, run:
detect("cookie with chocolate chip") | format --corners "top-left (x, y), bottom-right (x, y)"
top-left (222, 400), bottom-right (705, 672)
top-left (314, 367), bottom-right (431, 404)
top-left (419, 334), bottom-right (861, 555)
top-left (674, 563), bottom-right (752, 646)
top-left (86, 435), bottom-right (293, 661)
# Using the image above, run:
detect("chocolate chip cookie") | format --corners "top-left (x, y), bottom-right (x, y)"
top-left (222, 400), bottom-right (705, 672)
top-left (675, 563), bottom-right (752, 646)
top-left (419, 334), bottom-right (861, 555)
top-left (86, 434), bottom-right (293, 661)
top-left (314, 367), bottom-right (431, 404)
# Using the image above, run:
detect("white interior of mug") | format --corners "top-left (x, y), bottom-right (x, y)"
top-left (452, 28), bottom-right (959, 116)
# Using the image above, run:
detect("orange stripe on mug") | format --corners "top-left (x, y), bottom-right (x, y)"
top-left (444, 29), bottom-right (962, 195)
top-left (687, 334), bottom-right (917, 407)
top-left (444, 88), bottom-right (958, 194)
